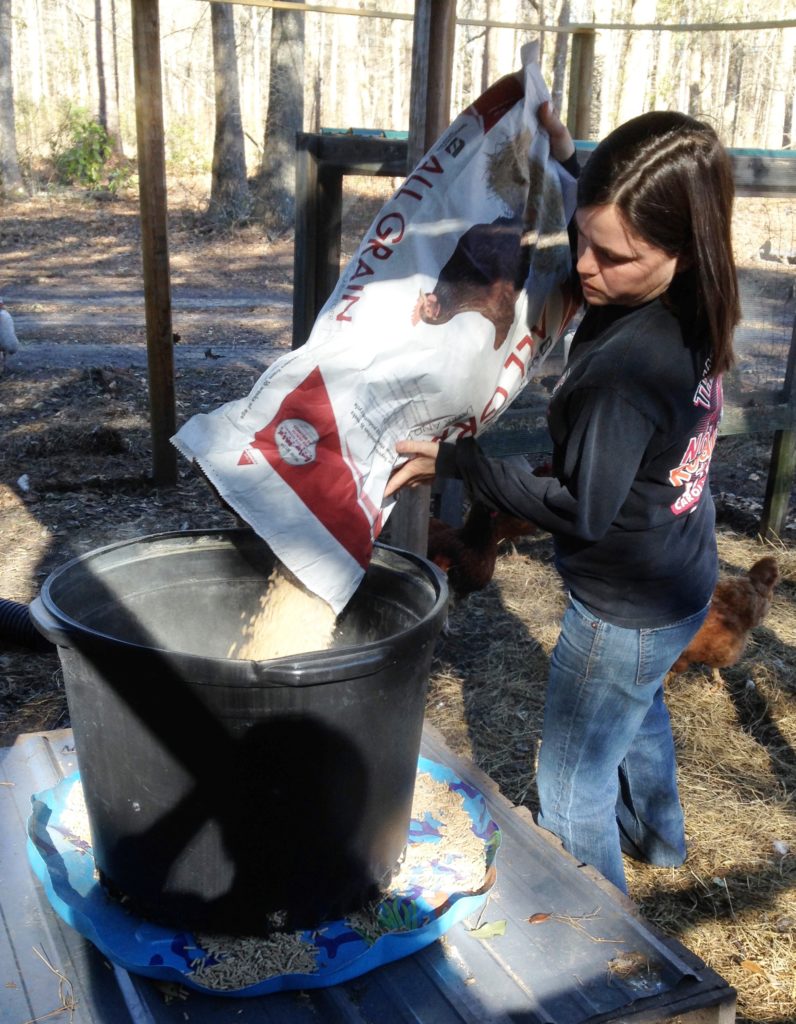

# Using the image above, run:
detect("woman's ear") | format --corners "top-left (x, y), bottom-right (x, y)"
top-left (675, 253), bottom-right (693, 273)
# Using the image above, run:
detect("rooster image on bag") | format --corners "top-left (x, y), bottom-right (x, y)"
top-left (412, 215), bottom-right (532, 350)
top-left (411, 144), bottom-right (558, 352)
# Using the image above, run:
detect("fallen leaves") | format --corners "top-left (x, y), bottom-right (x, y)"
top-left (468, 920), bottom-right (507, 940)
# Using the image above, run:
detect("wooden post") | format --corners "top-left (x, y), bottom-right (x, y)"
top-left (760, 312), bottom-right (796, 539)
top-left (292, 136), bottom-right (317, 350)
top-left (566, 29), bottom-right (595, 141)
top-left (131, 0), bottom-right (177, 486)
top-left (292, 134), bottom-right (407, 349)
top-left (315, 164), bottom-right (344, 326)
top-left (408, 0), bottom-right (457, 163)
top-left (389, 0), bottom-right (457, 554)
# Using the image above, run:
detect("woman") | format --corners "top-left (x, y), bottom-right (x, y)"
top-left (385, 105), bottom-right (740, 893)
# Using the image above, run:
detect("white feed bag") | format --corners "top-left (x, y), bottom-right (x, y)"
top-left (172, 57), bottom-right (577, 614)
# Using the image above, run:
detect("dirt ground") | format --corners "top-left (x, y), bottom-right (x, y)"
top-left (1, 182), bottom-right (796, 1021)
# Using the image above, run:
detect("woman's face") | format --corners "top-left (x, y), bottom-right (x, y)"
top-left (576, 204), bottom-right (680, 307)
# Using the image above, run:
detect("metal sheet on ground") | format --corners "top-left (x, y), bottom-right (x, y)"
top-left (1, 726), bottom-right (735, 1023)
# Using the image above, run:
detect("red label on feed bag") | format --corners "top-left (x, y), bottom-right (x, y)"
top-left (470, 75), bottom-right (525, 133)
top-left (247, 368), bottom-right (374, 570)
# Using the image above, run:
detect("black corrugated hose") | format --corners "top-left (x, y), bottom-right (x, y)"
top-left (0, 598), bottom-right (55, 651)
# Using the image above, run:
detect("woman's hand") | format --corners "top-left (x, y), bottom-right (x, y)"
top-left (384, 440), bottom-right (440, 499)
top-left (538, 100), bottom-right (575, 163)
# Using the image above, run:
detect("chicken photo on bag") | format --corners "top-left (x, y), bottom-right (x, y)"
top-left (411, 133), bottom-right (571, 352)
top-left (412, 214), bottom-right (533, 350)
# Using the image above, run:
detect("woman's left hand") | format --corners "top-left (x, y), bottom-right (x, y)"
top-left (384, 440), bottom-right (440, 498)
top-left (538, 100), bottom-right (575, 163)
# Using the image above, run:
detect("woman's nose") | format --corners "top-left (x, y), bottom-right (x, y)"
top-left (577, 246), bottom-right (597, 276)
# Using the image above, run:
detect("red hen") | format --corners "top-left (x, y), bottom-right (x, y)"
top-left (670, 556), bottom-right (780, 684)
top-left (427, 500), bottom-right (537, 600)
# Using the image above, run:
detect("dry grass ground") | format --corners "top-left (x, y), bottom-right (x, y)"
top-left (425, 528), bottom-right (796, 1023)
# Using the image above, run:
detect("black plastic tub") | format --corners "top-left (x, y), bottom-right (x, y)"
top-left (30, 528), bottom-right (448, 933)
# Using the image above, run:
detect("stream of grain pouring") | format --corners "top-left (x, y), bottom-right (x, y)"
top-left (228, 561), bottom-right (337, 661)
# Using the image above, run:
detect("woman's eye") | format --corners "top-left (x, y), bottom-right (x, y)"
top-left (600, 251), bottom-right (632, 265)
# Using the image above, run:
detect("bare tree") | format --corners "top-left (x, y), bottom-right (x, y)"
top-left (253, 0), bottom-right (305, 233)
top-left (481, 0), bottom-right (520, 93)
top-left (551, 0), bottom-right (570, 114)
top-left (0, 0), bottom-right (24, 194)
top-left (95, 0), bottom-right (124, 155)
top-left (207, 2), bottom-right (251, 225)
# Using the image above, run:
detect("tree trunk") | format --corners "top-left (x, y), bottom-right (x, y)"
top-left (551, 0), bottom-right (570, 115)
top-left (481, 0), bottom-right (497, 94)
top-left (24, 0), bottom-right (45, 109)
top-left (724, 39), bottom-right (744, 144)
top-left (208, 2), bottom-right (251, 225)
top-left (590, 0), bottom-right (612, 138)
top-left (765, 18), bottom-right (788, 149)
top-left (254, 0), bottom-right (305, 234)
top-left (617, 0), bottom-right (656, 123)
top-left (0, 0), bottom-right (24, 195)
top-left (481, 0), bottom-right (518, 94)
top-left (95, 0), bottom-right (124, 155)
top-left (109, 0), bottom-right (124, 153)
top-left (785, 35), bottom-right (796, 149)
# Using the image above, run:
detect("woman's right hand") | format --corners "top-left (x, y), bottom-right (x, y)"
top-left (538, 100), bottom-right (575, 163)
top-left (384, 440), bottom-right (440, 499)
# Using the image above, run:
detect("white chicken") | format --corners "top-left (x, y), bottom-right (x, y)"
top-left (0, 297), bottom-right (20, 372)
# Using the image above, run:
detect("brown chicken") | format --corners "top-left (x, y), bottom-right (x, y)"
top-left (427, 500), bottom-right (537, 600)
top-left (670, 556), bottom-right (780, 685)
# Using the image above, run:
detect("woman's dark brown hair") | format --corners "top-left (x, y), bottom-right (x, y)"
top-left (578, 111), bottom-right (739, 375)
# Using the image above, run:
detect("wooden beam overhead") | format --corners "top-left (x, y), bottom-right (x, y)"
top-left (204, 0), bottom-right (796, 34)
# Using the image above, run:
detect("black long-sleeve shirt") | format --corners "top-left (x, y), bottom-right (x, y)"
top-left (436, 299), bottom-right (721, 627)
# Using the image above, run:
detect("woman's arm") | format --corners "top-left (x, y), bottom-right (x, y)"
top-left (387, 388), bottom-right (656, 544)
top-left (447, 391), bottom-right (655, 541)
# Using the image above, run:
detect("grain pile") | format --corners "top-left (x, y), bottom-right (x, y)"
top-left (227, 562), bottom-right (337, 661)
top-left (190, 930), bottom-right (320, 990)
top-left (189, 769), bottom-right (491, 986)
top-left (48, 769), bottom-right (490, 990)
top-left (344, 770), bottom-right (490, 944)
top-left (391, 770), bottom-right (487, 894)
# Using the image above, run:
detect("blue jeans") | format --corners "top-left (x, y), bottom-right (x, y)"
top-left (536, 595), bottom-right (709, 893)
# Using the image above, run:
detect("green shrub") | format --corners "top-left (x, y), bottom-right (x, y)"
top-left (51, 105), bottom-right (112, 186)
top-left (106, 164), bottom-right (135, 194)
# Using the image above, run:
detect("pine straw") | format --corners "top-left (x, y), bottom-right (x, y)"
top-left (426, 528), bottom-right (796, 1024)
top-left (0, 665), bottom-right (67, 745)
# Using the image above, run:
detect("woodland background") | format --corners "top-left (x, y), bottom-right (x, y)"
top-left (0, 0), bottom-right (794, 215)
